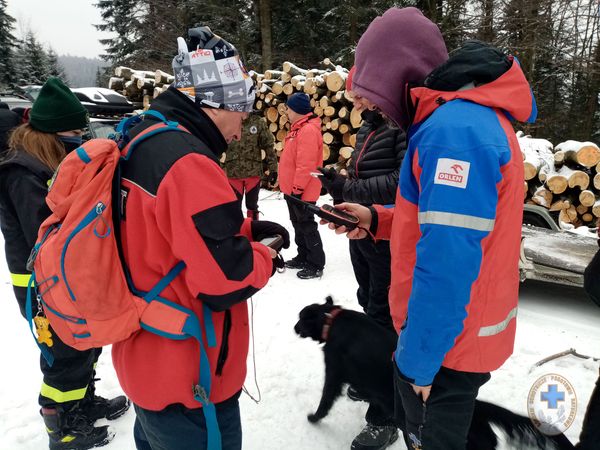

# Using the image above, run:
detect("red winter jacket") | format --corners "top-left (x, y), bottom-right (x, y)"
top-left (111, 88), bottom-right (273, 410)
top-left (279, 114), bottom-right (323, 201)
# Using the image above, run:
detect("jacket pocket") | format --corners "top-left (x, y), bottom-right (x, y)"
top-left (216, 309), bottom-right (232, 376)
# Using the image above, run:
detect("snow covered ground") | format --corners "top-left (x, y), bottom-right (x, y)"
top-left (1, 191), bottom-right (599, 450)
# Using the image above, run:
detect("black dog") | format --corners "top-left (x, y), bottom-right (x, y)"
top-left (294, 296), bottom-right (575, 450)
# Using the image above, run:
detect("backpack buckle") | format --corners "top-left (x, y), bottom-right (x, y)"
top-left (192, 384), bottom-right (209, 404)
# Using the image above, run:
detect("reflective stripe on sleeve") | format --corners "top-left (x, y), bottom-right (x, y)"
top-left (10, 273), bottom-right (32, 288)
top-left (418, 211), bottom-right (495, 232)
top-left (478, 307), bottom-right (518, 337)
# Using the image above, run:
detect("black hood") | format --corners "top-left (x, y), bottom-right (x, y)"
top-left (0, 150), bottom-right (53, 180)
top-left (424, 40), bottom-right (512, 92)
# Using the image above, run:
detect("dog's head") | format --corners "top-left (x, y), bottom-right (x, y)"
top-left (294, 296), bottom-right (340, 343)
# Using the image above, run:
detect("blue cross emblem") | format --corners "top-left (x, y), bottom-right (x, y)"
top-left (541, 384), bottom-right (565, 409)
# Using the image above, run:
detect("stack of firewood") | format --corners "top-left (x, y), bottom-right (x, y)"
top-left (108, 67), bottom-right (173, 110)
top-left (253, 59), bottom-right (363, 169)
top-left (520, 132), bottom-right (600, 227)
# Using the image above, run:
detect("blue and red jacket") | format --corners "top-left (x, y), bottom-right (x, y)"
top-left (374, 57), bottom-right (536, 386)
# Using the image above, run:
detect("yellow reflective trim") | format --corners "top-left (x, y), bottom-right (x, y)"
top-left (61, 435), bottom-right (76, 443)
top-left (40, 382), bottom-right (88, 403)
top-left (10, 273), bottom-right (32, 287)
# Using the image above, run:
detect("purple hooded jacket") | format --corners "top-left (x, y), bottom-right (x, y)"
top-left (353, 7), bottom-right (448, 130)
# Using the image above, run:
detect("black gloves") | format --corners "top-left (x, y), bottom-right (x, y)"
top-left (267, 171), bottom-right (278, 185)
top-left (317, 167), bottom-right (346, 204)
top-left (291, 192), bottom-right (303, 200)
top-left (251, 220), bottom-right (291, 250)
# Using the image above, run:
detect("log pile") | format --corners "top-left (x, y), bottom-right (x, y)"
top-left (253, 59), bottom-right (362, 170)
top-left (109, 66), bottom-right (173, 110)
top-left (519, 132), bottom-right (600, 228)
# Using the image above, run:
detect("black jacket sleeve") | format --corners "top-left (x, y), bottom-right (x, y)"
top-left (342, 129), bottom-right (407, 205)
top-left (5, 166), bottom-right (51, 249)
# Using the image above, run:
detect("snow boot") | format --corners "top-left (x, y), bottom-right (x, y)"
top-left (42, 406), bottom-right (113, 450)
top-left (81, 377), bottom-right (130, 422)
top-left (350, 424), bottom-right (399, 450)
top-left (247, 209), bottom-right (260, 221)
top-left (297, 266), bottom-right (323, 279)
top-left (285, 256), bottom-right (307, 270)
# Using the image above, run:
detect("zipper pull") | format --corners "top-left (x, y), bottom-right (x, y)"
top-left (96, 202), bottom-right (105, 215)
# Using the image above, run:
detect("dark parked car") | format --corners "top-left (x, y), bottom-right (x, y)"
top-left (71, 87), bottom-right (134, 116)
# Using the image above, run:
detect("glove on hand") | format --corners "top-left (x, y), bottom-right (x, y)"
top-left (251, 220), bottom-right (291, 249)
top-left (291, 192), bottom-right (303, 200)
top-left (317, 167), bottom-right (346, 203)
top-left (267, 171), bottom-right (278, 185)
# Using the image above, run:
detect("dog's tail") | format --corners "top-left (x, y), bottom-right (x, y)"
top-left (474, 400), bottom-right (576, 450)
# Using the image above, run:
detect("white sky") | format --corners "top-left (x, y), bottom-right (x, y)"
top-left (6, 0), bottom-right (111, 58)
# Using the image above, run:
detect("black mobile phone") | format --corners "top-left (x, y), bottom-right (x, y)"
top-left (259, 235), bottom-right (284, 252)
top-left (319, 204), bottom-right (360, 230)
top-left (284, 194), bottom-right (359, 230)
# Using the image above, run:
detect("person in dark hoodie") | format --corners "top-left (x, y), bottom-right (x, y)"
top-left (318, 67), bottom-right (407, 449)
top-left (0, 77), bottom-right (130, 450)
top-left (0, 101), bottom-right (21, 159)
top-left (322, 7), bottom-right (537, 450)
top-left (111, 27), bottom-right (289, 450)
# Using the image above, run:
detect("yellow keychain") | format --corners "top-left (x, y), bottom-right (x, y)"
top-left (34, 316), bottom-right (54, 347)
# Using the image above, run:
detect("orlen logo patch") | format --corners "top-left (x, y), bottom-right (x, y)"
top-left (434, 158), bottom-right (470, 189)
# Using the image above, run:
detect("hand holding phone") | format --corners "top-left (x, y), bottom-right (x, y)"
top-left (259, 234), bottom-right (285, 252)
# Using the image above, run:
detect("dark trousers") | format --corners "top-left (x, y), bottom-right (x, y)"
top-left (229, 177), bottom-right (260, 214)
top-left (577, 368), bottom-right (600, 449)
top-left (133, 398), bottom-right (242, 450)
top-left (14, 288), bottom-right (99, 409)
top-left (285, 198), bottom-right (325, 270)
top-left (394, 365), bottom-right (490, 450)
top-left (349, 239), bottom-right (393, 333)
top-left (39, 334), bottom-right (100, 409)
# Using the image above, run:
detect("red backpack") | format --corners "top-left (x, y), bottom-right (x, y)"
top-left (27, 110), bottom-right (223, 449)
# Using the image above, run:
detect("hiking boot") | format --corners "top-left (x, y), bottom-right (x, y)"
top-left (42, 407), bottom-right (114, 450)
top-left (347, 386), bottom-right (367, 402)
top-left (285, 256), bottom-right (307, 270)
top-left (82, 377), bottom-right (130, 422)
top-left (81, 394), bottom-right (130, 422)
top-left (350, 424), bottom-right (399, 450)
top-left (297, 266), bottom-right (323, 279)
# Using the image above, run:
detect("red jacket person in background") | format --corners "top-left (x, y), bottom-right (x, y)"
top-left (327, 7), bottom-right (537, 450)
top-left (279, 93), bottom-right (326, 279)
top-left (112, 27), bottom-right (289, 450)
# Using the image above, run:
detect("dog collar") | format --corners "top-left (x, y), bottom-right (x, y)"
top-left (321, 307), bottom-right (342, 341)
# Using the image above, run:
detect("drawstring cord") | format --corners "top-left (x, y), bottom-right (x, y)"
top-left (242, 298), bottom-right (262, 404)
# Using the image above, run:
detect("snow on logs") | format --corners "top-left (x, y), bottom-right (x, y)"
top-left (520, 132), bottom-right (600, 227)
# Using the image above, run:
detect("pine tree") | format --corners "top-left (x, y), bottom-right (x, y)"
top-left (47, 47), bottom-right (67, 81)
top-left (95, 0), bottom-right (140, 64)
top-left (0, 0), bottom-right (17, 89)
top-left (14, 31), bottom-right (50, 85)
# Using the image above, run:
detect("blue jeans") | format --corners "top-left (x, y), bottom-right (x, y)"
top-left (133, 397), bottom-right (242, 450)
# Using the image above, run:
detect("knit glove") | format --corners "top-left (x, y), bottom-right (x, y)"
top-left (267, 171), bottom-right (278, 185)
top-left (317, 167), bottom-right (346, 203)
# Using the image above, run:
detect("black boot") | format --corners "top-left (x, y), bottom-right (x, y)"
top-left (42, 406), bottom-right (113, 450)
top-left (350, 424), bottom-right (399, 450)
top-left (80, 377), bottom-right (130, 422)
top-left (297, 265), bottom-right (323, 279)
top-left (285, 255), bottom-right (307, 269)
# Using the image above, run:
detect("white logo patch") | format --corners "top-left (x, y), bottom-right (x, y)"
top-left (249, 125), bottom-right (258, 134)
top-left (434, 158), bottom-right (470, 189)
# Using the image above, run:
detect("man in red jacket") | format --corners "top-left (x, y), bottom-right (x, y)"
top-left (279, 93), bottom-right (326, 279)
top-left (112, 27), bottom-right (289, 450)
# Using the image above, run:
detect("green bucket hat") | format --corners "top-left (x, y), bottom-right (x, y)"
top-left (29, 77), bottom-right (89, 133)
